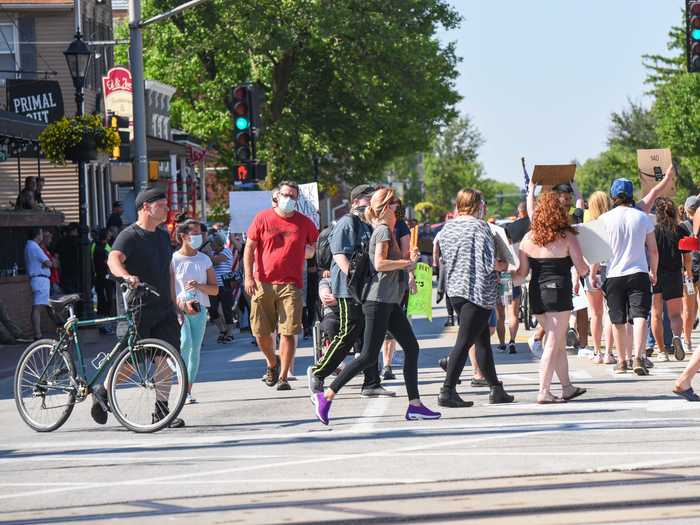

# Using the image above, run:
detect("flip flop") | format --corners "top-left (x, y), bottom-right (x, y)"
top-left (537, 396), bottom-right (567, 404)
top-left (563, 387), bottom-right (587, 401)
top-left (673, 387), bottom-right (700, 402)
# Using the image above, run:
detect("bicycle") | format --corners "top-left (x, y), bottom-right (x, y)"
top-left (14, 279), bottom-right (188, 433)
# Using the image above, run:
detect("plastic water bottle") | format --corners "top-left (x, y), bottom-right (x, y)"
top-left (685, 276), bottom-right (695, 296)
top-left (500, 272), bottom-right (513, 305)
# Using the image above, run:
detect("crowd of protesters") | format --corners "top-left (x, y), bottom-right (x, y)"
top-left (19, 160), bottom-right (700, 429)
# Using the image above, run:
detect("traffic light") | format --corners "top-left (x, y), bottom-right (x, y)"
top-left (233, 162), bottom-right (267, 184)
top-left (233, 85), bottom-right (253, 162)
top-left (687, 0), bottom-right (700, 72)
top-left (107, 113), bottom-right (130, 161)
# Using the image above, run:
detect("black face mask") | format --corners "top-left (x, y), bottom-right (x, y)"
top-left (353, 205), bottom-right (367, 216)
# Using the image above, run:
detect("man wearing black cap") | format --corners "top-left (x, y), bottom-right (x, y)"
top-left (106, 201), bottom-right (124, 230)
top-left (306, 184), bottom-right (393, 397)
top-left (92, 187), bottom-right (185, 428)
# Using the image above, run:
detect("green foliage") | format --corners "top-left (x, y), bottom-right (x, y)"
top-left (642, 21), bottom-right (686, 93)
top-left (575, 145), bottom-right (638, 199)
top-left (125, 0), bottom-right (462, 191)
top-left (39, 115), bottom-right (120, 165)
top-left (608, 99), bottom-right (658, 150)
top-left (414, 201), bottom-right (447, 223)
top-left (479, 179), bottom-right (522, 219)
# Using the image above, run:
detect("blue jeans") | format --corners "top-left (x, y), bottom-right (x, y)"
top-left (181, 309), bottom-right (207, 385)
top-left (647, 302), bottom-right (672, 349)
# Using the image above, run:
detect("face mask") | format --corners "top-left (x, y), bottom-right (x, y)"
top-left (278, 195), bottom-right (296, 214)
top-left (353, 205), bottom-right (367, 216)
top-left (188, 234), bottom-right (203, 249)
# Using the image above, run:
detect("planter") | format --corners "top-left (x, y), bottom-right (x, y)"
top-left (66, 132), bottom-right (98, 163)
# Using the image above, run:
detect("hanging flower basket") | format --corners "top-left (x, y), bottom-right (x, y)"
top-left (39, 115), bottom-right (120, 165)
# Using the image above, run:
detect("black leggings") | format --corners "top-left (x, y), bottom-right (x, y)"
top-left (444, 297), bottom-right (499, 388)
top-left (331, 301), bottom-right (420, 400)
top-left (445, 295), bottom-right (454, 318)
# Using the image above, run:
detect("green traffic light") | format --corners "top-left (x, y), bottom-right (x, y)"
top-left (235, 117), bottom-right (250, 131)
top-left (693, 28), bottom-right (700, 41)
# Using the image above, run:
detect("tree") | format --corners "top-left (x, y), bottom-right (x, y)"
top-left (575, 145), bottom-right (638, 198)
top-left (608, 99), bottom-right (658, 151)
top-left (423, 115), bottom-right (485, 208)
top-left (116, 0), bottom-right (462, 188)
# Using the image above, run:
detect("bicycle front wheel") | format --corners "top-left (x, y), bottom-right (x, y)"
top-left (107, 338), bottom-right (188, 433)
top-left (14, 339), bottom-right (76, 432)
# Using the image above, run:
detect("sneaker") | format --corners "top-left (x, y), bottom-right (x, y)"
top-left (643, 357), bottom-right (654, 369)
top-left (592, 353), bottom-right (604, 364)
top-left (627, 358), bottom-right (634, 369)
top-left (382, 366), bottom-right (396, 380)
top-left (566, 328), bottom-right (579, 348)
top-left (306, 366), bottom-right (323, 394)
top-left (361, 385), bottom-right (396, 397)
top-left (603, 354), bottom-right (617, 365)
top-left (263, 356), bottom-right (280, 387)
top-left (657, 350), bottom-right (670, 362)
top-left (685, 340), bottom-right (693, 354)
top-left (311, 392), bottom-right (331, 425)
top-left (633, 357), bottom-right (649, 376)
top-left (646, 347), bottom-right (655, 358)
top-left (277, 380), bottom-right (291, 391)
top-left (185, 393), bottom-right (197, 404)
top-left (444, 316), bottom-right (455, 327)
top-left (614, 361), bottom-right (628, 374)
top-left (672, 336), bottom-right (686, 361)
top-left (152, 401), bottom-right (185, 428)
top-left (508, 341), bottom-right (517, 354)
top-left (577, 346), bottom-right (594, 358)
top-left (90, 385), bottom-right (109, 425)
top-left (496, 344), bottom-right (507, 353)
top-left (438, 357), bottom-right (448, 372)
top-left (405, 403), bottom-right (441, 420)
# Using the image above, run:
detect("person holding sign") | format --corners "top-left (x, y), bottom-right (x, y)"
top-left (437, 189), bottom-right (514, 408)
top-left (514, 192), bottom-right (590, 404)
top-left (312, 188), bottom-right (441, 424)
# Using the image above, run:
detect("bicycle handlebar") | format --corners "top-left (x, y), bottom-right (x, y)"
top-left (107, 274), bottom-right (161, 297)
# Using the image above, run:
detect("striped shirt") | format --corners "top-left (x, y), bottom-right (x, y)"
top-left (212, 247), bottom-right (234, 287)
top-left (439, 216), bottom-right (497, 309)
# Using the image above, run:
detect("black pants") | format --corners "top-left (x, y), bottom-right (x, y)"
top-left (209, 285), bottom-right (235, 325)
top-left (313, 297), bottom-right (380, 387)
top-left (331, 301), bottom-right (419, 400)
top-left (304, 271), bottom-right (319, 333)
top-left (446, 295), bottom-right (455, 318)
top-left (444, 297), bottom-right (499, 388)
top-left (137, 306), bottom-right (181, 352)
top-left (94, 276), bottom-right (115, 317)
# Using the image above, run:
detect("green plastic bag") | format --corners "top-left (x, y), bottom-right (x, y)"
top-left (407, 262), bottom-right (433, 321)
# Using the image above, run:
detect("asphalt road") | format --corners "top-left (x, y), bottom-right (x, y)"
top-left (2, 300), bottom-right (700, 524)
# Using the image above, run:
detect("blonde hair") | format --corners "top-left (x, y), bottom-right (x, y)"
top-left (455, 188), bottom-right (483, 216)
top-left (587, 191), bottom-right (610, 221)
top-left (365, 188), bottom-right (395, 224)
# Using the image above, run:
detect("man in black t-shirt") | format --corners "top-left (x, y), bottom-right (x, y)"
top-left (89, 187), bottom-right (185, 428)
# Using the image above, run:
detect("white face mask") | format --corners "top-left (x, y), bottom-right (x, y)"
top-left (277, 195), bottom-right (296, 214)
top-left (188, 234), bottom-right (203, 249)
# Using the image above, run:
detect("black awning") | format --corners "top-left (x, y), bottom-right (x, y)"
top-left (0, 111), bottom-right (46, 142)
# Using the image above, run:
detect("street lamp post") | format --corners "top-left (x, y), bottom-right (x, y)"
top-left (64, 31), bottom-right (93, 316)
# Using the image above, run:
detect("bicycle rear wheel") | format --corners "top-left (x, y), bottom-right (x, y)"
top-left (107, 338), bottom-right (188, 433)
top-left (14, 339), bottom-right (76, 432)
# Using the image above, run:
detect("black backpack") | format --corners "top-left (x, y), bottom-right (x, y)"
top-left (316, 225), bottom-right (335, 271)
top-left (346, 215), bottom-right (375, 303)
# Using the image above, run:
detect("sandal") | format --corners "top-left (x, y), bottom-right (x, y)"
top-left (673, 387), bottom-right (700, 402)
top-left (537, 393), bottom-right (567, 404)
top-left (563, 386), bottom-right (587, 401)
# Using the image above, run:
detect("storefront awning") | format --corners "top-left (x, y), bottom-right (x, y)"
top-left (0, 111), bottom-right (45, 142)
top-left (146, 135), bottom-right (188, 161)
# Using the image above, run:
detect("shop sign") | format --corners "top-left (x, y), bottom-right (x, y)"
top-left (6, 79), bottom-right (64, 123)
top-left (102, 67), bottom-right (133, 139)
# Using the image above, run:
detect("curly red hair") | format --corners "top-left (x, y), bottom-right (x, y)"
top-left (531, 191), bottom-right (576, 246)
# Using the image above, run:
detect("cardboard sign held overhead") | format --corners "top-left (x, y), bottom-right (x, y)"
top-left (637, 148), bottom-right (674, 198)
top-left (531, 164), bottom-right (577, 186)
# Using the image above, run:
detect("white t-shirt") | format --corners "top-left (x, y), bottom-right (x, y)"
top-left (171, 251), bottom-right (213, 307)
top-left (24, 240), bottom-right (49, 278)
top-left (599, 205), bottom-right (655, 278)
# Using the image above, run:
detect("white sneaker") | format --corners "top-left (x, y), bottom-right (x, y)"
top-left (577, 346), bottom-right (594, 358)
top-left (528, 335), bottom-right (543, 359)
top-left (185, 393), bottom-right (197, 405)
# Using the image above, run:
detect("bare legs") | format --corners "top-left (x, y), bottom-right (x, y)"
top-left (537, 311), bottom-right (571, 402)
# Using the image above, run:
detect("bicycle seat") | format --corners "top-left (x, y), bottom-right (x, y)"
top-left (48, 294), bottom-right (81, 312)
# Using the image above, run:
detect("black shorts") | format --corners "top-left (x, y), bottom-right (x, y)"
top-left (603, 272), bottom-right (652, 325)
top-left (652, 271), bottom-right (684, 301)
top-left (529, 277), bottom-right (573, 315)
top-left (137, 307), bottom-right (181, 352)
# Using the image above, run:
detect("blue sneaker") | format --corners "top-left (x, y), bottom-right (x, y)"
top-left (405, 403), bottom-right (441, 421)
top-left (312, 392), bottom-right (331, 425)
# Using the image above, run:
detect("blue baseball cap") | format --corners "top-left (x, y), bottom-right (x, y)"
top-left (610, 178), bottom-right (634, 199)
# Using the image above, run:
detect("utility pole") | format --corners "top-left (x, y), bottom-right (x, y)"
top-left (128, 0), bottom-right (148, 190)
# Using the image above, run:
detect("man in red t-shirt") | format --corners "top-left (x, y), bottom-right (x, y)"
top-left (244, 180), bottom-right (319, 390)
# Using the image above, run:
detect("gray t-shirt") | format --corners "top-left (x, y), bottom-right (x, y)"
top-left (330, 212), bottom-right (372, 298)
top-left (366, 224), bottom-right (406, 304)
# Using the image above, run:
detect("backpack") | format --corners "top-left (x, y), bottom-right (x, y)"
top-left (346, 214), bottom-right (375, 303)
top-left (316, 225), bottom-right (335, 271)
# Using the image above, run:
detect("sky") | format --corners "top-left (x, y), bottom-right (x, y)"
top-left (442, 0), bottom-right (684, 186)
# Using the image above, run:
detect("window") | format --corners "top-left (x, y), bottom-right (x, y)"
top-left (0, 23), bottom-right (19, 86)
